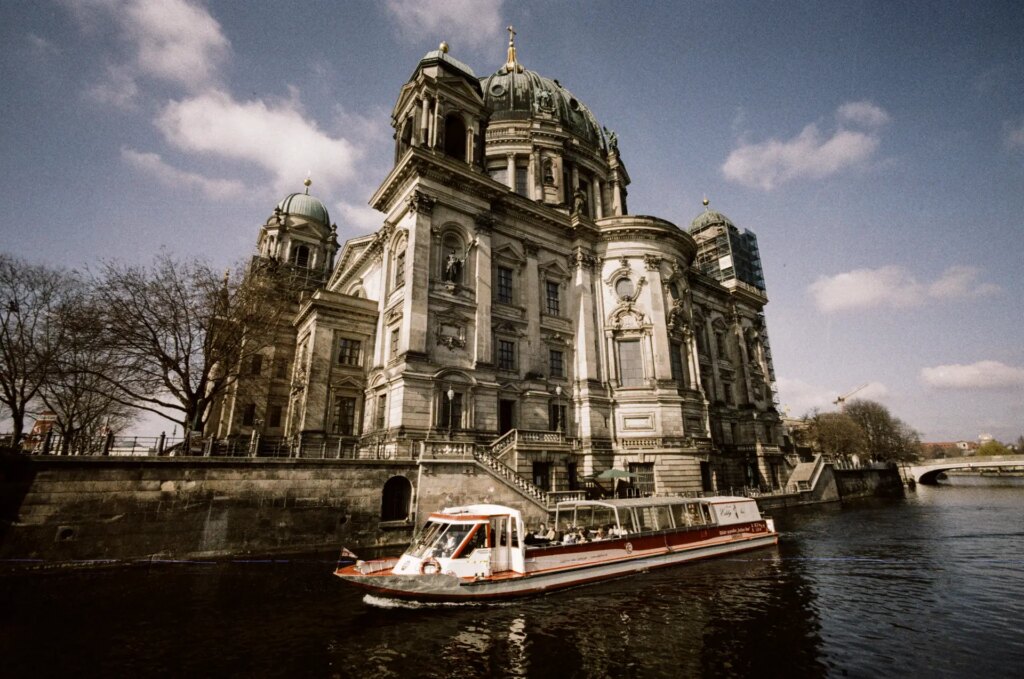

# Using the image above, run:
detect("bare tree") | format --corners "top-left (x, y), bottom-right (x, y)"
top-left (0, 254), bottom-right (76, 446)
top-left (40, 297), bottom-right (137, 453)
top-left (90, 253), bottom-right (287, 433)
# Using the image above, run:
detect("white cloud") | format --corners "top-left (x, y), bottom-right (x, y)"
top-left (1005, 119), bottom-right (1024, 151)
top-left (836, 101), bottom-right (891, 128)
top-left (122, 147), bottom-right (246, 198)
top-left (335, 201), bottom-right (383, 233)
top-left (921, 361), bottom-right (1024, 390)
top-left (88, 64), bottom-right (140, 109)
top-left (809, 265), bottom-right (999, 313)
top-left (71, 0), bottom-right (228, 94)
top-left (155, 91), bottom-right (362, 195)
top-left (384, 0), bottom-right (505, 50)
top-left (722, 101), bottom-right (890, 190)
top-left (124, 0), bottom-right (228, 86)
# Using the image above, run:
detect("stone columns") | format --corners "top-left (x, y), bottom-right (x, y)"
top-left (419, 96), bottom-right (430, 146)
top-left (592, 178), bottom-right (603, 218)
top-left (523, 240), bottom-right (541, 375)
top-left (405, 191), bottom-right (435, 354)
top-left (644, 257), bottom-right (672, 380)
top-left (473, 216), bottom-right (494, 365)
top-left (506, 153), bottom-right (516, 191)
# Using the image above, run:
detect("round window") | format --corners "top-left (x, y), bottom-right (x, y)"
top-left (615, 278), bottom-right (635, 299)
top-left (569, 98), bottom-right (580, 111)
top-left (490, 84), bottom-right (506, 97)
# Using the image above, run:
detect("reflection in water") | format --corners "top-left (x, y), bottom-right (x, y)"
top-left (1, 485), bottom-right (1022, 678)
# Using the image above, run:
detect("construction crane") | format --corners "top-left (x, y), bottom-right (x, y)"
top-left (833, 383), bottom-right (868, 407)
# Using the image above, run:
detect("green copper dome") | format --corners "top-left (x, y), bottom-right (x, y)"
top-left (276, 192), bottom-right (330, 226)
top-left (689, 208), bottom-right (734, 233)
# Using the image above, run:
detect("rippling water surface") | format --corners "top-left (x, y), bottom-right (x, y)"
top-left (2, 483), bottom-right (1022, 678)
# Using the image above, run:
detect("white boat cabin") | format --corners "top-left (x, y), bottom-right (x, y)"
top-left (391, 504), bottom-right (528, 578)
top-left (553, 497), bottom-right (763, 540)
top-left (389, 497), bottom-right (765, 580)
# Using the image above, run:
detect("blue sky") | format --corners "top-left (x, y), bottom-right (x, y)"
top-left (1, 1), bottom-right (1022, 442)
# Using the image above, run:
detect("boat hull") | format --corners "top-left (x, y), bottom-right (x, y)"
top-left (335, 531), bottom-right (778, 602)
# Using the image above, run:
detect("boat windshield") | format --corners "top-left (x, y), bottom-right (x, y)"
top-left (405, 521), bottom-right (477, 559)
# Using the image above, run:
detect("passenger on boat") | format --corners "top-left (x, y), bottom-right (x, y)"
top-left (594, 526), bottom-right (607, 540)
top-left (574, 527), bottom-right (589, 543)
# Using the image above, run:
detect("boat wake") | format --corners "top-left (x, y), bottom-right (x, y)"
top-left (363, 594), bottom-right (512, 610)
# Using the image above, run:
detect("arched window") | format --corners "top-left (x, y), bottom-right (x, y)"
top-left (443, 113), bottom-right (467, 161)
top-left (290, 244), bottom-right (310, 268)
top-left (381, 476), bottom-right (412, 522)
top-left (391, 234), bottom-right (407, 290)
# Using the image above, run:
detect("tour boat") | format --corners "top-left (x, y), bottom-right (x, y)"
top-left (334, 496), bottom-right (778, 602)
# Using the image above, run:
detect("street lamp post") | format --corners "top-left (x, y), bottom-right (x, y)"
top-left (446, 387), bottom-right (455, 439)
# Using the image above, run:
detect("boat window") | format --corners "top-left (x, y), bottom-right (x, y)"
top-left (635, 507), bottom-right (658, 532)
top-left (455, 525), bottom-right (488, 558)
top-left (654, 506), bottom-right (672, 530)
top-left (684, 503), bottom-right (705, 526)
top-left (670, 504), bottom-right (688, 527)
top-left (701, 505), bottom-right (714, 524)
top-left (407, 521), bottom-right (447, 558)
top-left (406, 521), bottom-right (475, 559)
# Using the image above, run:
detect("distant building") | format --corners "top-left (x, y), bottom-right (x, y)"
top-left (208, 36), bottom-right (784, 495)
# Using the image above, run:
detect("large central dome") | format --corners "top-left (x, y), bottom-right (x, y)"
top-left (480, 44), bottom-right (606, 150)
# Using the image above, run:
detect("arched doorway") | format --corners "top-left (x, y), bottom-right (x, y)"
top-left (380, 475), bottom-right (412, 522)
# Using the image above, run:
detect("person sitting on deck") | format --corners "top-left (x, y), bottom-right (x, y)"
top-left (527, 523), bottom-right (555, 545)
top-left (594, 526), bottom-right (607, 540)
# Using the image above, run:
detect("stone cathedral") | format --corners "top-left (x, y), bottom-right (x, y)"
top-left (209, 35), bottom-right (785, 496)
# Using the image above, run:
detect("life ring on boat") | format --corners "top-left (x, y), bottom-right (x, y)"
top-left (624, 542), bottom-right (633, 554)
top-left (420, 557), bottom-right (441, 575)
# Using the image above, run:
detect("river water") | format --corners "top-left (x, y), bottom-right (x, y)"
top-left (2, 481), bottom-right (1022, 678)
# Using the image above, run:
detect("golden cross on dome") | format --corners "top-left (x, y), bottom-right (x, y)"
top-left (505, 25), bottom-right (521, 72)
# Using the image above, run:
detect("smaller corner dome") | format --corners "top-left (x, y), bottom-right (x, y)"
top-left (277, 192), bottom-right (330, 226)
top-left (689, 208), bottom-right (734, 232)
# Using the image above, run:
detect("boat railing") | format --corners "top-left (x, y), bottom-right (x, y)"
top-left (354, 557), bottom-right (400, 575)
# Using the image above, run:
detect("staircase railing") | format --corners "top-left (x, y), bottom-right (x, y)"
top-left (472, 446), bottom-right (550, 505)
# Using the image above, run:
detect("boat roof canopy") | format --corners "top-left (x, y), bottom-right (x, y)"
top-left (436, 504), bottom-right (523, 519)
top-left (555, 496), bottom-right (753, 511)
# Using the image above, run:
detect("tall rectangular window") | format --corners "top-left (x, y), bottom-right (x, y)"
top-left (670, 341), bottom-right (684, 384)
top-left (393, 250), bottom-right (406, 288)
top-left (715, 332), bottom-right (727, 358)
top-left (337, 338), bottom-right (362, 366)
top-left (548, 402), bottom-right (566, 432)
top-left (549, 349), bottom-right (564, 377)
top-left (545, 281), bottom-right (560, 316)
top-left (242, 403), bottom-right (256, 426)
top-left (375, 394), bottom-right (387, 430)
top-left (497, 339), bottom-right (516, 371)
top-left (496, 266), bottom-right (513, 304)
top-left (515, 165), bottom-right (528, 196)
top-left (439, 392), bottom-right (463, 430)
top-left (267, 404), bottom-right (283, 428)
top-left (390, 329), bottom-right (400, 359)
top-left (334, 396), bottom-right (357, 435)
top-left (249, 354), bottom-right (263, 376)
top-left (723, 381), bottom-right (734, 405)
top-left (618, 340), bottom-right (643, 387)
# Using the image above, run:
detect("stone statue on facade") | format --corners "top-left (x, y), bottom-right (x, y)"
top-left (444, 250), bottom-right (463, 282)
top-left (572, 188), bottom-right (587, 217)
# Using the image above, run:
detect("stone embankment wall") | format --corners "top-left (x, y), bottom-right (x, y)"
top-left (0, 455), bottom-right (419, 568)
top-left (833, 465), bottom-right (905, 500)
top-left (0, 453), bottom-right (553, 570)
